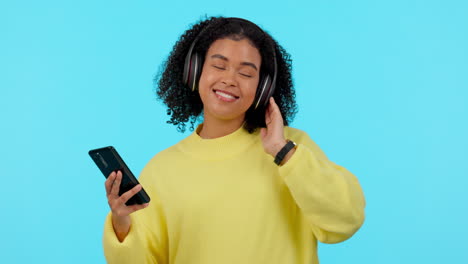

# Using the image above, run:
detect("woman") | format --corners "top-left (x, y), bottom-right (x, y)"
top-left (103, 16), bottom-right (365, 264)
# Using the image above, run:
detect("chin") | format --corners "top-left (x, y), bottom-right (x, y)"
top-left (213, 112), bottom-right (245, 121)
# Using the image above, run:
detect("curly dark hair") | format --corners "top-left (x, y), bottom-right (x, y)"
top-left (154, 16), bottom-right (297, 133)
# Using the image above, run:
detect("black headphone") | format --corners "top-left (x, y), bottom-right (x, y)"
top-left (182, 17), bottom-right (278, 110)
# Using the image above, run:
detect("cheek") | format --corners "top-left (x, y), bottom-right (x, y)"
top-left (198, 67), bottom-right (215, 92)
top-left (244, 80), bottom-right (260, 102)
top-left (197, 72), bottom-right (218, 107)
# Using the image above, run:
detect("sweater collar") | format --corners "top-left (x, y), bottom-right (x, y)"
top-left (177, 123), bottom-right (259, 160)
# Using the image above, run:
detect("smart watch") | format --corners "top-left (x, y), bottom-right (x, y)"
top-left (274, 140), bottom-right (297, 166)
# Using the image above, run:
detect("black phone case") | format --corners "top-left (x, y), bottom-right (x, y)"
top-left (89, 146), bottom-right (150, 205)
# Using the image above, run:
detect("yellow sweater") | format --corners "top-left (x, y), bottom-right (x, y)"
top-left (103, 125), bottom-right (365, 264)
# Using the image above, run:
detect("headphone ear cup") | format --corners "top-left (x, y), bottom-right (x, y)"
top-left (183, 49), bottom-right (192, 86)
top-left (183, 52), bottom-right (203, 92)
top-left (188, 53), bottom-right (203, 91)
top-left (264, 76), bottom-right (276, 105)
top-left (253, 74), bottom-right (272, 110)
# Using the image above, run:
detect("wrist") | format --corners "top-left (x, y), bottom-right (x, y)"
top-left (280, 147), bottom-right (296, 165)
top-left (111, 214), bottom-right (131, 242)
top-left (273, 140), bottom-right (297, 166)
top-left (112, 214), bottom-right (130, 230)
top-left (269, 139), bottom-right (288, 157)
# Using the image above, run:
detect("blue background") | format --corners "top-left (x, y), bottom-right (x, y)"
top-left (1, 0), bottom-right (467, 263)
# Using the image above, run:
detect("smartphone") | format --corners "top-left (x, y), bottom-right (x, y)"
top-left (89, 146), bottom-right (150, 205)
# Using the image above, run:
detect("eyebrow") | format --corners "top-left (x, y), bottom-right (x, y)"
top-left (210, 54), bottom-right (258, 71)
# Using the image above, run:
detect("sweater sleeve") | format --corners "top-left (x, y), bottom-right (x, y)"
top-left (102, 160), bottom-right (169, 264)
top-left (279, 128), bottom-right (366, 244)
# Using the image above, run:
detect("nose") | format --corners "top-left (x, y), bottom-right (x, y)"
top-left (221, 69), bottom-right (238, 87)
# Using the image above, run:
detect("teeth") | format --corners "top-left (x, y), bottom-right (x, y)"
top-left (215, 90), bottom-right (237, 99)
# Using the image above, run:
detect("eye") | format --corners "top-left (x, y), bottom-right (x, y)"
top-left (239, 72), bottom-right (253, 78)
top-left (212, 65), bottom-right (225, 70)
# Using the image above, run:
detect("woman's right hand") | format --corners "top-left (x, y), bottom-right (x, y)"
top-left (105, 170), bottom-right (149, 241)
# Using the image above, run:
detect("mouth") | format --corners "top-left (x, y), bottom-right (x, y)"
top-left (213, 89), bottom-right (239, 102)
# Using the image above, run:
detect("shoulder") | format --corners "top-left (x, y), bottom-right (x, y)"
top-left (284, 126), bottom-right (316, 148)
top-left (284, 126), bottom-right (328, 160)
top-left (284, 126), bottom-right (308, 138)
top-left (144, 141), bottom-right (185, 170)
top-left (137, 139), bottom-right (187, 185)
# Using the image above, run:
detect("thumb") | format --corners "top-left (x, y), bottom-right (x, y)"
top-left (260, 127), bottom-right (267, 140)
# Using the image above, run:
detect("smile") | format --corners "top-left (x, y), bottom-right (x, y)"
top-left (213, 89), bottom-right (239, 102)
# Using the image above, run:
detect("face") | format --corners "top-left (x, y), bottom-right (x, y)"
top-left (198, 37), bottom-right (261, 124)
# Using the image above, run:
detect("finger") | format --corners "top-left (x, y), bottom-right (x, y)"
top-left (269, 97), bottom-right (281, 115)
top-left (265, 109), bottom-right (271, 125)
top-left (265, 103), bottom-right (273, 124)
top-left (119, 184), bottom-right (142, 204)
top-left (105, 171), bottom-right (116, 194)
top-left (269, 97), bottom-right (276, 111)
top-left (110, 170), bottom-right (122, 196)
top-left (260, 127), bottom-right (267, 140)
top-left (269, 97), bottom-right (284, 125)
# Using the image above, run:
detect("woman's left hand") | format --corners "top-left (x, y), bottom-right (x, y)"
top-left (260, 97), bottom-right (288, 157)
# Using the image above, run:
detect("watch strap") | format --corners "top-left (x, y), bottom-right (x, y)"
top-left (274, 140), bottom-right (297, 165)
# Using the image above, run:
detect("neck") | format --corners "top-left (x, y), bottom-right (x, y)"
top-left (199, 115), bottom-right (245, 139)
